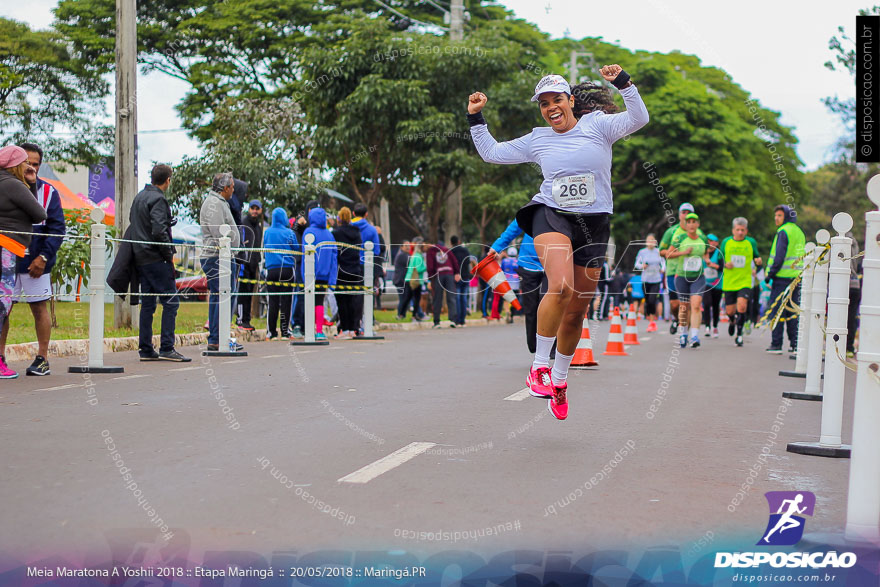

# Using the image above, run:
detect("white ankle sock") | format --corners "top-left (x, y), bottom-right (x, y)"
top-left (551, 351), bottom-right (574, 386)
top-left (533, 334), bottom-right (556, 369)
top-left (690, 327), bottom-right (699, 338)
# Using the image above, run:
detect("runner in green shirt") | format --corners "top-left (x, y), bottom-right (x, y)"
top-left (719, 217), bottom-right (762, 347)
top-left (659, 202), bottom-right (706, 334)
top-left (667, 213), bottom-right (710, 348)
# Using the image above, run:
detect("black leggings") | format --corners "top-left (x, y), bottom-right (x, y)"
top-left (643, 281), bottom-right (661, 315)
top-left (397, 283), bottom-right (422, 318)
top-left (703, 287), bottom-right (723, 328)
top-left (337, 272), bottom-right (364, 332)
top-left (266, 266), bottom-right (294, 337)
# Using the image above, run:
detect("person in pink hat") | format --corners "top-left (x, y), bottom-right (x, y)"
top-left (0, 145), bottom-right (48, 378)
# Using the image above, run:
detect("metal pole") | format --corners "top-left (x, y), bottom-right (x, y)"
top-left (291, 233), bottom-right (327, 346)
top-left (787, 217), bottom-right (852, 458)
top-left (69, 209), bottom-right (123, 373)
top-left (845, 175), bottom-right (880, 542)
top-left (780, 242), bottom-right (815, 377)
top-left (357, 241), bottom-right (384, 340)
top-left (569, 50), bottom-right (579, 85)
top-left (113, 0), bottom-right (137, 329)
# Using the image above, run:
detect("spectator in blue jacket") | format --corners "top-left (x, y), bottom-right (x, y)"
top-left (303, 207), bottom-right (338, 341)
top-left (490, 219), bottom-right (554, 357)
top-left (262, 207), bottom-right (298, 340)
top-left (0, 143), bottom-right (66, 376)
top-left (352, 202), bottom-right (381, 319)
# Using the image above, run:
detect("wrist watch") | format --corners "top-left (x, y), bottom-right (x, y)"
top-left (38, 254), bottom-right (48, 262)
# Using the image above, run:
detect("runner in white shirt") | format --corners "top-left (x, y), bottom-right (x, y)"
top-left (468, 65), bottom-right (649, 420)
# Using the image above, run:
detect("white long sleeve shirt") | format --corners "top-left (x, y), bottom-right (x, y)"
top-left (470, 84), bottom-right (649, 214)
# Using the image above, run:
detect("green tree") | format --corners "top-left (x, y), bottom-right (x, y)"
top-left (168, 97), bottom-right (320, 219)
top-left (542, 39), bottom-right (805, 260)
top-left (0, 17), bottom-right (111, 165)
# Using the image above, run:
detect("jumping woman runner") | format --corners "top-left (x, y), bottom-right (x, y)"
top-left (468, 65), bottom-right (649, 420)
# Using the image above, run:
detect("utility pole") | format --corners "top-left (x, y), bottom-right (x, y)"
top-left (568, 49), bottom-right (595, 86)
top-left (450, 0), bottom-right (464, 41)
top-left (444, 0), bottom-right (464, 242)
top-left (113, 0), bottom-right (137, 328)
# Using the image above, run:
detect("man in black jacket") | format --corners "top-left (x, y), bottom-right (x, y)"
top-left (449, 235), bottom-right (472, 326)
top-left (129, 164), bottom-right (190, 362)
top-left (238, 199), bottom-right (264, 330)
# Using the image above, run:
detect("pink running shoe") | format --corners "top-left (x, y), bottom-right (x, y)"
top-left (549, 382), bottom-right (568, 420)
top-left (526, 366), bottom-right (554, 398)
top-left (0, 355), bottom-right (18, 379)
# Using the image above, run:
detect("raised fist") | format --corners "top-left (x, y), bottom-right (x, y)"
top-left (468, 92), bottom-right (488, 114)
top-left (599, 64), bottom-right (623, 82)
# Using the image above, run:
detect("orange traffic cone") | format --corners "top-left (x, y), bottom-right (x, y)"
top-left (721, 313), bottom-right (729, 323)
top-left (623, 303), bottom-right (640, 345)
top-left (603, 307), bottom-right (628, 356)
top-left (570, 313), bottom-right (599, 369)
top-left (474, 255), bottom-right (522, 311)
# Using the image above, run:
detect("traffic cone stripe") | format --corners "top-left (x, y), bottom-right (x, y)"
top-left (624, 303), bottom-right (641, 345)
top-left (571, 315), bottom-right (598, 368)
top-left (603, 307), bottom-right (628, 356)
top-left (474, 255), bottom-right (522, 311)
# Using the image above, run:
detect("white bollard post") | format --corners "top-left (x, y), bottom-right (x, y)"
top-left (784, 230), bottom-right (830, 401)
top-left (356, 240), bottom-right (384, 340)
top-left (203, 225), bottom-right (246, 356)
top-left (787, 214), bottom-right (853, 458)
top-left (291, 233), bottom-right (327, 346)
top-left (780, 242), bottom-right (815, 377)
top-left (844, 177), bottom-right (880, 542)
top-left (69, 208), bottom-right (123, 373)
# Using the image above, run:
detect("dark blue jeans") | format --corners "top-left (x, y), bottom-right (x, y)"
top-left (455, 281), bottom-right (469, 325)
top-left (201, 256), bottom-right (221, 345)
top-left (138, 260), bottom-right (179, 354)
top-left (770, 276), bottom-right (799, 348)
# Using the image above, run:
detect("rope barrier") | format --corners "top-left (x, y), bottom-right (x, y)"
top-left (237, 277), bottom-right (371, 290)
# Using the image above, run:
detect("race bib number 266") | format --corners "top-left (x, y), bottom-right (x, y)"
top-left (552, 173), bottom-right (596, 208)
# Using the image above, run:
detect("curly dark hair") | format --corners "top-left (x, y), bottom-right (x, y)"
top-left (571, 82), bottom-right (618, 118)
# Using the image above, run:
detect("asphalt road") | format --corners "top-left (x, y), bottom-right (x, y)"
top-left (0, 318), bottom-right (856, 562)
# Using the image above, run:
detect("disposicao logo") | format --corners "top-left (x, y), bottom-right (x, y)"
top-left (758, 491), bottom-right (815, 546)
top-left (714, 491), bottom-right (858, 569)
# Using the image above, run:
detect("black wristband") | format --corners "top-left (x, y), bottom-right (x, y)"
top-left (467, 112), bottom-right (487, 127)
top-left (611, 71), bottom-right (631, 90)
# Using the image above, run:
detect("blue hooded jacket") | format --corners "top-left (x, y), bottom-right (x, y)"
top-left (303, 208), bottom-right (338, 286)
top-left (491, 220), bottom-right (543, 272)
top-left (352, 217), bottom-right (380, 264)
top-left (262, 207), bottom-right (298, 270)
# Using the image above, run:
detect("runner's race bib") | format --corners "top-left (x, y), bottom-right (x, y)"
top-left (731, 254), bottom-right (746, 268)
top-left (684, 256), bottom-right (702, 272)
top-left (704, 266), bottom-right (718, 279)
top-left (552, 173), bottom-right (596, 208)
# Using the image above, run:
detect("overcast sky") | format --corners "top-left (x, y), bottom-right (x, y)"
top-left (8, 0), bottom-right (863, 180)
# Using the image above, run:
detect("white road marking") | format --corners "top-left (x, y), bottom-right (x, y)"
top-left (222, 359), bottom-right (249, 364)
top-left (338, 442), bottom-right (436, 484)
top-left (263, 354), bottom-right (286, 358)
top-left (169, 366), bottom-right (203, 372)
top-left (504, 388), bottom-right (532, 401)
top-left (641, 337), bottom-right (652, 341)
top-left (33, 383), bottom-right (84, 392)
top-left (112, 374), bottom-right (151, 380)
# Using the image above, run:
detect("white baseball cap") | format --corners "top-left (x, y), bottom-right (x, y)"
top-left (531, 74), bottom-right (571, 102)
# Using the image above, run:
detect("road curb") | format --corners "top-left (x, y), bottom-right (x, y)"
top-left (4, 316), bottom-right (508, 362)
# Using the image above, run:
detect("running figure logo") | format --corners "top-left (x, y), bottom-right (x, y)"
top-left (758, 491), bottom-right (816, 546)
